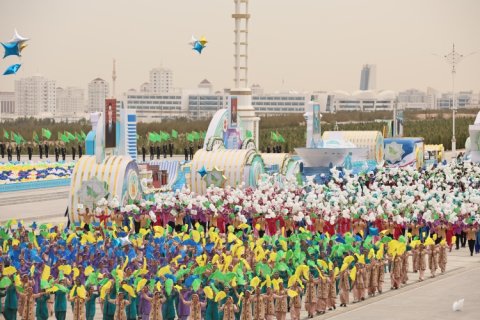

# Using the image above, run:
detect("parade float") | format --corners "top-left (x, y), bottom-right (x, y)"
top-left (295, 99), bottom-right (383, 179)
top-left (68, 101), bottom-right (143, 222)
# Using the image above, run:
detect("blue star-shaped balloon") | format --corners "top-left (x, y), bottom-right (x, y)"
top-left (2, 41), bottom-right (20, 58)
top-left (193, 41), bottom-right (205, 54)
top-left (198, 165), bottom-right (208, 178)
top-left (3, 64), bottom-right (21, 75)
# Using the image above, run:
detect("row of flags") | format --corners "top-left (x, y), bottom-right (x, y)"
top-left (2, 128), bottom-right (86, 144)
top-left (145, 130), bottom-right (206, 143)
top-left (270, 131), bottom-right (285, 143)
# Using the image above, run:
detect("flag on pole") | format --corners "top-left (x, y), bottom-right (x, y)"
top-left (42, 128), bottom-right (52, 139)
top-left (3, 130), bottom-right (9, 140)
top-left (271, 131), bottom-right (278, 142)
top-left (33, 131), bottom-right (40, 144)
top-left (187, 133), bottom-right (194, 142)
top-left (80, 130), bottom-right (87, 140)
top-left (246, 130), bottom-right (253, 139)
top-left (171, 129), bottom-right (178, 139)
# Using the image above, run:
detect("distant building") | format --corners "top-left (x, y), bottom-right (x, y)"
top-left (252, 92), bottom-right (308, 116)
top-left (198, 79), bottom-right (213, 94)
top-left (359, 64), bottom-right (376, 91)
top-left (15, 75), bottom-right (56, 117)
top-left (140, 82), bottom-right (150, 93)
top-left (88, 78), bottom-right (109, 113)
top-left (124, 93), bottom-right (186, 122)
top-left (150, 68), bottom-right (173, 94)
top-left (251, 84), bottom-right (264, 95)
top-left (331, 90), bottom-right (396, 112)
top-left (0, 92), bottom-right (15, 120)
top-left (56, 87), bottom-right (85, 118)
top-left (437, 90), bottom-right (475, 109)
top-left (398, 89), bottom-right (428, 110)
top-left (188, 94), bottom-right (224, 119)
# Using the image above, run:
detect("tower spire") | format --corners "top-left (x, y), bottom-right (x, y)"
top-left (232, 0), bottom-right (250, 88)
top-left (112, 59), bottom-right (117, 98)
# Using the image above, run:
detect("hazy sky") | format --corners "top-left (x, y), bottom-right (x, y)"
top-left (0, 0), bottom-right (479, 95)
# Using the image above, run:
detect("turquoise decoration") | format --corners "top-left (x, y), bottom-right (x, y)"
top-left (3, 63), bottom-right (21, 75)
top-left (198, 166), bottom-right (208, 178)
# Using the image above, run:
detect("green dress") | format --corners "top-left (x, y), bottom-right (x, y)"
top-left (86, 293), bottom-right (99, 320)
top-left (103, 289), bottom-right (116, 320)
top-left (163, 293), bottom-right (177, 320)
top-left (205, 299), bottom-right (219, 320)
top-left (54, 291), bottom-right (67, 320)
top-left (4, 285), bottom-right (18, 320)
top-left (126, 296), bottom-right (138, 320)
top-left (35, 295), bottom-right (49, 320)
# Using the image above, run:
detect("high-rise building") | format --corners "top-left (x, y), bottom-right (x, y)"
top-left (0, 92), bottom-right (15, 120)
top-left (359, 64), bottom-right (376, 91)
top-left (150, 68), bottom-right (173, 94)
top-left (15, 75), bottom-right (56, 117)
top-left (398, 89), bottom-right (428, 109)
top-left (88, 78), bottom-right (109, 113)
top-left (56, 87), bottom-right (85, 117)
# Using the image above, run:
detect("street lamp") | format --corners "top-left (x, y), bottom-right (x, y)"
top-left (434, 44), bottom-right (476, 158)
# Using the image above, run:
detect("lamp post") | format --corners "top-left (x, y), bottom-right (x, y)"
top-left (435, 44), bottom-right (476, 158)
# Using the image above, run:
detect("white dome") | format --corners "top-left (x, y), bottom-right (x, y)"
top-left (377, 90), bottom-right (396, 100)
top-left (352, 90), bottom-right (375, 99)
top-left (333, 90), bottom-right (350, 97)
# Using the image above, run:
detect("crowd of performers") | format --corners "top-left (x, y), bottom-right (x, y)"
top-left (1, 161), bottom-right (480, 319)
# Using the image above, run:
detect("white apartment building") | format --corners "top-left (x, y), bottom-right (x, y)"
top-left (56, 87), bottom-right (85, 118)
top-left (124, 92), bottom-right (187, 122)
top-left (398, 89), bottom-right (429, 110)
top-left (252, 92), bottom-right (308, 116)
top-left (15, 75), bottom-right (56, 117)
top-left (150, 68), bottom-right (173, 94)
top-left (88, 78), bottom-right (109, 113)
top-left (331, 90), bottom-right (396, 112)
top-left (0, 92), bottom-right (15, 120)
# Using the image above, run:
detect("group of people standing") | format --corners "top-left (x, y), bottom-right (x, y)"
top-left (0, 141), bottom-right (83, 162)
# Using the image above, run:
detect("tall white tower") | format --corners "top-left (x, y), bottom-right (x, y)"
top-left (232, 0), bottom-right (260, 148)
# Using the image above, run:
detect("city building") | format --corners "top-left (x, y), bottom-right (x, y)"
top-left (198, 79), bottom-right (213, 94)
top-left (359, 64), bottom-right (377, 91)
top-left (331, 90), bottom-right (396, 112)
top-left (56, 87), bottom-right (85, 118)
top-left (398, 89), bottom-right (429, 110)
top-left (140, 82), bottom-right (150, 93)
top-left (15, 75), bottom-right (56, 117)
top-left (88, 78), bottom-right (109, 113)
top-left (251, 84), bottom-right (264, 95)
top-left (123, 92), bottom-right (186, 122)
top-left (0, 92), bottom-right (15, 120)
top-left (188, 93), bottom-right (224, 119)
top-left (150, 68), bottom-right (173, 94)
top-left (436, 90), bottom-right (475, 109)
top-left (252, 92), bottom-right (308, 116)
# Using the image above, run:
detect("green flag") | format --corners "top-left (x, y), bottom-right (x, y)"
top-left (13, 132), bottom-right (22, 145)
top-left (64, 131), bottom-right (75, 142)
top-left (171, 129), bottom-right (178, 139)
top-left (201, 131), bottom-right (206, 139)
top-left (42, 128), bottom-right (52, 139)
top-left (246, 130), bottom-right (253, 139)
top-left (80, 130), bottom-right (87, 140)
top-left (148, 132), bottom-right (157, 142)
top-left (33, 131), bottom-right (40, 143)
top-left (60, 133), bottom-right (69, 143)
top-left (271, 131), bottom-right (278, 142)
top-left (160, 131), bottom-right (170, 141)
top-left (192, 131), bottom-right (200, 141)
top-left (75, 132), bottom-right (81, 142)
top-left (187, 133), bottom-right (194, 142)
top-left (277, 133), bottom-right (285, 143)
top-left (3, 130), bottom-right (9, 140)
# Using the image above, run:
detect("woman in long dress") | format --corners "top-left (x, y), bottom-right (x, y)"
top-left (219, 297), bottom-right (238, 320)
top-left (180, 293), bottom-right (206, 320)
top-left (273, 283), bottom-right (288, 320)
top-left (109, 292), bottom-right (131, 320)
top-left (18, 286), bottom-right (47, 320)
top-left (69, 292), bottom-right (87, 320)
top-left (142, 290), bottom-right (166, 320)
